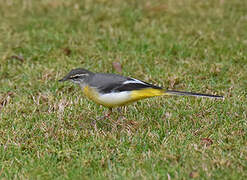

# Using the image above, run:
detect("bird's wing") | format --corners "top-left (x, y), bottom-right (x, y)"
top-left (114, 78), bottom-right (162, 92)
top-left (89, 73), bottom-right (162, 94)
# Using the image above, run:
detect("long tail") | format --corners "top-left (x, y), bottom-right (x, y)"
top-left (164, 90), bottom-right (224, 99)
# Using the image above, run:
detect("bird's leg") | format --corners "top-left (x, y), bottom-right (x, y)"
top-left (105, 108), bottom-right (112, 118)
top-left (96, 108), bottom-right (112, 122)
top-left (116, 106), bottom-right (127, 122)
top-left (117, 107), bottom-right (122, 113)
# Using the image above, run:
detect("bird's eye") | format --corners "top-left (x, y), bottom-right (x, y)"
top-left (69, 76), bottom-right (78, 80)
top-left (72, 76), bottom-right (80, 79)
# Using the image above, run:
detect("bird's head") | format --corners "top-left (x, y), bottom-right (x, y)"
top-left (59, 68), bottom-right (93, 85)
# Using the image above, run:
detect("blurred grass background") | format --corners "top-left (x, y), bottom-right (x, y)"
top-left (0, 0), bottom-right (247, 179)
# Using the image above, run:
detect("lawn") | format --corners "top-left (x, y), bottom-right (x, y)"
top-left (0, 0), bottom-right (247, 179)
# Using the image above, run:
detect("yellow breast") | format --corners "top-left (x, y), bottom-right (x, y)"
top-left (82, 85), bottom-right (101, 103)
top-left (82, 86), bottom-right (164, 108)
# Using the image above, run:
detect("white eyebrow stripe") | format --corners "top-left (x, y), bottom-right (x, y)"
top-left (70, 74), bottom-right (89, 78)
top-left (123, 78), bottom-right (147, 85)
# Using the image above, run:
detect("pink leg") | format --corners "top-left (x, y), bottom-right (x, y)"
top-left (105, 108), bottom-right (112, 118)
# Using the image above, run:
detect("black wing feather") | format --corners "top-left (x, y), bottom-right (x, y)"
top-left (90, 73), bottom-right (162, 94)
top-left (115, 82), bottom-right (162, 92)
top-left (99, 81), bottom-right (162, 93)
top-left (98, 82), bottom-right (123, 93)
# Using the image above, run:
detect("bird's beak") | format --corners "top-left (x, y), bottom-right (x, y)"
top-left (58, 76), bottom-right (69, 82)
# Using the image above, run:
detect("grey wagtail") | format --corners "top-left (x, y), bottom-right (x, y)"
top-left (59, 68), bottom-right (223, 112)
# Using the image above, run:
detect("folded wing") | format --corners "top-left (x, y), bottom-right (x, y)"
top-left (89, 73), bottom-right (162, 94)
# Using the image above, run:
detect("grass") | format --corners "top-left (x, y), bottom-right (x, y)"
top-left (0, 0), bottom-right (247, 179)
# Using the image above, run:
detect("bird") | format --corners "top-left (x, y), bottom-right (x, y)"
top-left (59, 68), bottom-right (223, 115)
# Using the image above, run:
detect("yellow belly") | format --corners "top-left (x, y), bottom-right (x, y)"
top-left (130, 88), bottom-right (164, 102)
top-left (82, 86), bottom-right (164, 108)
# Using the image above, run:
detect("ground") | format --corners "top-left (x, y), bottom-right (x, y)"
top-left (0, 0), bottom-right (247, 179)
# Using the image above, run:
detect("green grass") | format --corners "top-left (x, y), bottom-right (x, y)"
top-left (0, 0), bottom-right (247, 179)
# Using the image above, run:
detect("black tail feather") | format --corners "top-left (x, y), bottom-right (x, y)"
top-left (165, 90), bottom-right (223, 99)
